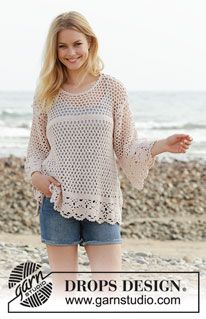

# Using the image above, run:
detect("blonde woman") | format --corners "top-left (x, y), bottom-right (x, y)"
top-left (24, 11), bottom-right (193, 296)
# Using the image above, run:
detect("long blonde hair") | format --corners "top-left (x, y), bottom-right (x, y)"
top-left (34, 11), bottom-right (104, 112)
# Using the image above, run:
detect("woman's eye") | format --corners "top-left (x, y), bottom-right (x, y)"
top-left (59, 43), bottom-right (82, 48)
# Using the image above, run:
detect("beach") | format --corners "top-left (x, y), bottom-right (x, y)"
top-left (0, 155), bottom-right (205, 239)
top-left (0, 155), bottom-right (205, 297)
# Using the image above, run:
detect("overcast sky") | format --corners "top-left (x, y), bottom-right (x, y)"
top-left (0, 0), bottom-right (206, 91)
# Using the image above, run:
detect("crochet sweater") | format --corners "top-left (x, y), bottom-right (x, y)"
top-left (24, 73), bottom-right (157, 224)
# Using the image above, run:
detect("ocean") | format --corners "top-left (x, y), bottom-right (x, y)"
top-left (0, 90), bottom-right (205, 163)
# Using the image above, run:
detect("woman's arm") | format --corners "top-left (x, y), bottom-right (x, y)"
top-left (24, 96), bottom-right (51, 183)
top-left (112, 80), bottom-right (157, 190)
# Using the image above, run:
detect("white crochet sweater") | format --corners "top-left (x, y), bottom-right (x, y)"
top-left (24, 73), bottom-right (157, 224)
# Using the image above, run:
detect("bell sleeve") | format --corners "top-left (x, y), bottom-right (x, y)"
top-left (113, 80), bottom-right (157, 190)
top-left (24, 95), bottom-right (51, 183)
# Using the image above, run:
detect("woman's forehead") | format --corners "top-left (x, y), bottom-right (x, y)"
top-left (57, 28), bottom-right (86, 43)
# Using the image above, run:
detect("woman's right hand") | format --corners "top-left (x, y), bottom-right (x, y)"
top-left (31, 172), bottom-right (61, 197)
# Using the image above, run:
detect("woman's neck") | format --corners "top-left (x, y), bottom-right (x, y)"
top-left (64, 72), bottom-right (99, 88)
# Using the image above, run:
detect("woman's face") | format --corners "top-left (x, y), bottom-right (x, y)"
top-left (57, 28), bottom-right (91, 72)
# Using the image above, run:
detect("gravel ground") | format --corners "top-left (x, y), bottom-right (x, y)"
top-left (0, 241), bottom-right (205, 297)
top-left (0, 155), bottom-right (205, 240)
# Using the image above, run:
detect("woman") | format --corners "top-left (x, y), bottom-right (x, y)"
top-left (24, 11), bottom-right (193, 296)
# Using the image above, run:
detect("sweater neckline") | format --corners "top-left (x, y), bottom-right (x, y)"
top-left (59, 73), bottom-right (104, 96)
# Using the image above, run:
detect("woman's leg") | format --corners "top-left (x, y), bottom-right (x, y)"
top-left (39, 197), bottom-right (82, 297)
top-left (84, 244), bottom-right (122, 294)
top-left (85, 243), bottom-right (122, 296)
top-left (46, 244), bottom-right (78, 296)
top-left (81, 218), bottom-right (122, 295)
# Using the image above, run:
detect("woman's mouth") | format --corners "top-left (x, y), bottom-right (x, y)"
top-left (66, 57), bottom-right (81, 63)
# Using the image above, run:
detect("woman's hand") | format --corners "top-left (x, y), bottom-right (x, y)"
top-left (31, 172), bottom-right (61, 197)
top-left (151, 134), bottom-right (193, 156)
top-left (163, 134), bottom-right (193, 153)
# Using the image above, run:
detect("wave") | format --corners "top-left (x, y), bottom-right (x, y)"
top-left (137, 121), bottom-right (206, 130)
top-left (0, 110), bottom-right (31, 118)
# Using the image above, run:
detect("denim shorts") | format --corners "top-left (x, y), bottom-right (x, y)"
top-left (39, 196), bottom-right (122, 246)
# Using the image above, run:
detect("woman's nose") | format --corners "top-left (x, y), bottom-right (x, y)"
top-left (66, 47), bottom-right (76, 56)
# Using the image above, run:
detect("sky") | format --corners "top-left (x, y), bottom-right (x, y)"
top-left (0, 0), bottom-right (206, 92)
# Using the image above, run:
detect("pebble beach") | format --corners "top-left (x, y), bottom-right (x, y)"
top-left (0, 155), bottom-right (205, 297)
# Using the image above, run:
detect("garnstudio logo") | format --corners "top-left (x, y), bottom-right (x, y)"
top-left (8, 261), bottom-right (52, 307)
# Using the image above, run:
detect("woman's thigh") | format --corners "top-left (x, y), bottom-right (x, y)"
top-left (84, 243), bottom-right (122, 287)
top-left (46, 245), bottom-right (78, 297)
top-left (46, 245), bottom-right (78, 273)
top-left (85, 243), bottom-right (122, 271)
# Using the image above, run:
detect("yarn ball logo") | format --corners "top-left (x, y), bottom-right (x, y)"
top-left (8, 261), bottom-right (52, 307)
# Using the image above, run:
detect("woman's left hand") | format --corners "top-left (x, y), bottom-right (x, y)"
top-left (164, 134), bottom-right (193, 153)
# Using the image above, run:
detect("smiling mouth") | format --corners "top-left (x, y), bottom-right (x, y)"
top-left (66, 57), bottom-right (81, 63)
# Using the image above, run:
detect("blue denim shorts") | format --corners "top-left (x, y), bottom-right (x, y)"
top-left (39, 196), bottom-right (122, 246)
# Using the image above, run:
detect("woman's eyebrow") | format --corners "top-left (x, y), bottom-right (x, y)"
top-left (58, 40), bottom-right (82, 44)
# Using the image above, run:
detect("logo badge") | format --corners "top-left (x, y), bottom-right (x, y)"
top-left (8, 261), bottom-right (52, 307)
